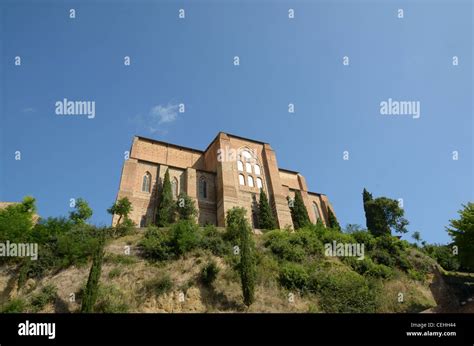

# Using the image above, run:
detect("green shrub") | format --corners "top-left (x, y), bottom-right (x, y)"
top-left (143, 275), bottom-right (174, 297)
top-left (290, 228), bottom-right (324, 257)
top-left (264, 231), bottom-right (305, 262)
top-left (112, 218), bottom-right (136, 238)
top-left (366, 263), bottom-right (393, 279)
top-left (200, 261), bottom-right (220, 286)
top-left (396, 254), bottom-right (413, 272)
top-left (94, 285), bottom-right (129, 313)
top-left (343, 256), bottom-right (372, 274)
top-left (30, 217), bottom-right (74, 244)
top-left (0, 197), bottom-right (36, 246)
top-left (319, 229), bottom-right (356, 248)
top-left (310, 266), bottom-right (377, 313)
top-left (140, 226), bottom-right (173, 261)
top-left (408, 269), bottom-right (425, 282)
top-left (375, 235), bottom-right (404, 256)
top-left (342, 256), bottom-right (392, 279)
top-left (170, 220), bottom-right (200, 256)
top-left (278, 263), bottom-right (310, 291)
top-left (264, 228), bottom-right (324, 263)
top-left (200, 225), bottom-right (230, 256)
top-left (1, 298), bottom-right (27, 313)
top-left (350, 230), bottom-right (376, 251)
top-left (30, 284), bottom-right (58, 312)
top-left (371, 248), bottom-right (396, 267)
top-left (55, 224), bottom-right (101, 268)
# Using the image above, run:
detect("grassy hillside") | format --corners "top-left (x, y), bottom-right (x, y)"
top-left (1, 223), bottom-right (455, 313)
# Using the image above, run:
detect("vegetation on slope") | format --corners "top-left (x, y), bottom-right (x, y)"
top-left (0, 191), bottom-right (471, 313)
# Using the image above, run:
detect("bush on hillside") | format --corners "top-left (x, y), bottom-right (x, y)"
top-left (264, 228), bottom-right (324, 263)
top-left (199, 225), bottom-right (231, 257)
top-left (170, 220), bottom-right (200, 256)
top-left (200, 261), bottom-right (220, 286)
top-left (30, 284), bottom-right (58, 312)
top-left (278, 262), bottom-right (310, 291)
top-left (309, 265), bottom-right (377, 313)
top-left (343, 256), bottom-right (393, 279)
top-left (350, 230), bottom-right (376, 252)
top-left (140, 221), bottom-right (202, 260)
top-left (1, 298), bottom-right (28, 313)
top-left (140, 226), bottom-right (173, 261)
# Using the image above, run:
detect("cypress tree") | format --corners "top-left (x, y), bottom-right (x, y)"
top-left (176, 192), bottom-right (197, 221)
top-left (238, 211), bottom-right (256, 307)
top-left (327, 207), bottom-right (341, 231)
top-left (289, 191), bottom-right (311, 230)
top-left (156, 169), bottom-right (175, 226)
top-left (257, 189), bottom-right (276, 230)
top-left (362, 188), bottom-right (373, 230)
top-left (81, 234), bottom-right (105, 313)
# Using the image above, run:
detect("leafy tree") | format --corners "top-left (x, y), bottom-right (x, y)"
top-left (257, 189), bottom-right (276, 230)
top-left (232, 207), bottom-right (256, 307)
top-left (412, 231), bottom-right (421, 245)
top-left (107, 197), bottom-right (132, 226)
top-left (363, 193), bottom-right (409, 237)
top-left (0, 196), bottom-right (36, 244)
top-left (176, 192), bottom-right (197, 221)
top-left (447, 203), bottom-right (474, 271)
top-left (288, 191), bottom-right (311, 230)
top-left (424, 244), bottom-right (460, 272)
top-left (155, 169), bottom-right (175, 226)
top-left (19, 196), bottom-right (36, 214)
top-left (327, 207), bottom-right (341, 231)
top-left (69, 198), bottom-right (93, 224)
top-left (81, 234), bottom-right (106, 312)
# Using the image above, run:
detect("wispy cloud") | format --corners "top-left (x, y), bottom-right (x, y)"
top-left (150, 103), bottom-right (180, 125)
top-left (130, 101), bottom-right (182, 135)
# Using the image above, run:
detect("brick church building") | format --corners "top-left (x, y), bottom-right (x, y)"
top-left (112, 132), bottom-right (335, 229)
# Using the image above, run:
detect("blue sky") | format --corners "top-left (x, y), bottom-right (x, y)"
top-left (0, 0), bottom-right (472, 244)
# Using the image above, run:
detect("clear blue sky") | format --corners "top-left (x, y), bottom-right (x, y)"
top-left (0, 0), bottom-right (472, 244)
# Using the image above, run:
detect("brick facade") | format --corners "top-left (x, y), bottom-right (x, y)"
top-left (112, 132), bottom-right (336, 228)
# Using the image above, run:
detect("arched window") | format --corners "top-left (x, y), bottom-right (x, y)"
top-left (241, 150), bottom-right (253, 162)
top-left (313, 202), bottom-right (320, 221)
top-left (142, 172), bottom-right (151, 193)
top-left (199, 177), bottom-right (207, 199)
top-left (237, 161), bottom-right (244, 171)
top-left (254, 164), bottom-right (261, 175)
top-left (239, 174), bottom-right (245, 186)
top-left (246, 162), bottom-right (252, 173)
top-left (248, 176), bottom-right (254, 187)
top-left (171, 178), bottom-right (178, 199)
top-left (256, 177), bottom-right (263, 189)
